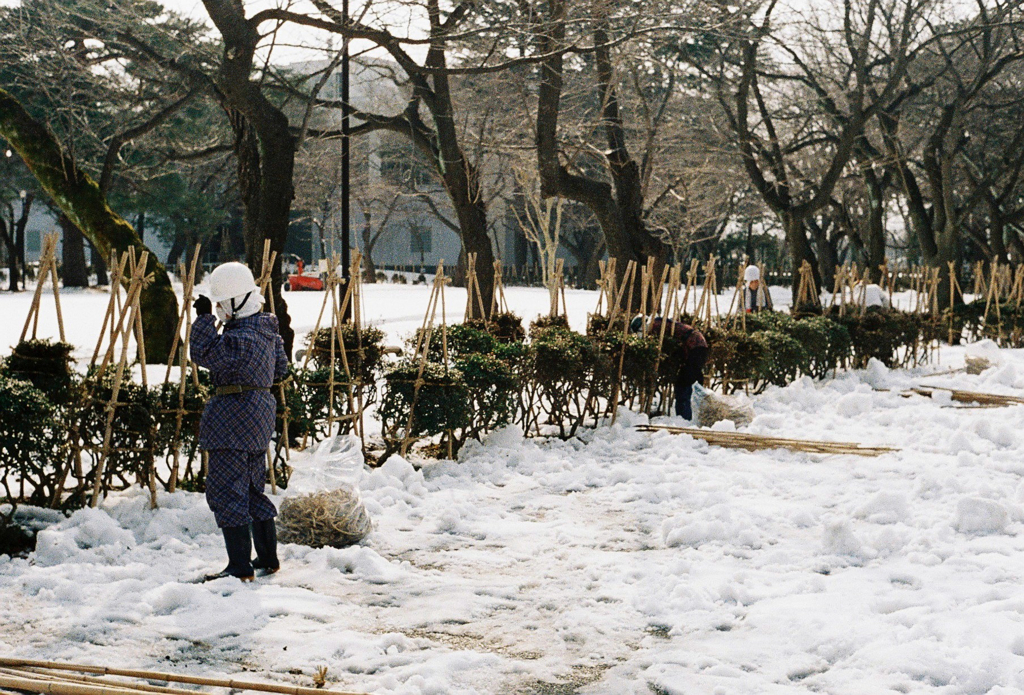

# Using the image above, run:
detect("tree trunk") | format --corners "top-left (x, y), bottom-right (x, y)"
top-left (0, 218), bottom-right (20, 291)
top-left (536, 6), bottom-right (666, 309)
top-left (58, 214), bottom-right (89, 287)
top-left (783, 213), bottom-right (821, 302)
top-left (230, 110), bottom-right (297, 358)
top-left (91, 240), bottom-right (109, 286)
top-left (361, 211), bottom-right (377, 283)
top-left (863, 172), bottom-right (887, 282)
top-left (0, 87), bottom-right (177, 361)
top-left (448, 185), bottom-right (494, 319)
top-left (808, 219), bottom-right (837, 292)
top-left (167, 232), bottom-right (186, 269)
top-left (921, 219), bottom-right (962, 309)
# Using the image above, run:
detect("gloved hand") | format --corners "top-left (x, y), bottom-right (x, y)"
top-left (193, 295), bottom-right (212, 316)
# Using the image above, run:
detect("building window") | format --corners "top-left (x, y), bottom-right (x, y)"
top-left (410, 224), bottom-right (431, 256)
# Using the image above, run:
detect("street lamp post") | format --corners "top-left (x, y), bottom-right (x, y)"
top-left (341, 0), bottom-right (351, 286)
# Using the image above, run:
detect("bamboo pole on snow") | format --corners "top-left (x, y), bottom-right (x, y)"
top-left (0, 659), bottom-right (367, 695)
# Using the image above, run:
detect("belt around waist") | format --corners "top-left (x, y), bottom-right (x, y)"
top-left (215, 384), bottom-right (272, 396)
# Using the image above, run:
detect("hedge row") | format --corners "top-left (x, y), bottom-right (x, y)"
top-left (1, 308), bottom-right (941, 507)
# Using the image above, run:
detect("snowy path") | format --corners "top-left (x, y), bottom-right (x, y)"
top-left (6, 352), bottom-right (1024, 693)
top-left (4, 287), bottom-right (1024, 693)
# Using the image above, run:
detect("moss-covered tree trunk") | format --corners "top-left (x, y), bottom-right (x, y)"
top-left (58, 214), bottom-right (89, 288)
top-left (0, 88), bottom-right (178, 362)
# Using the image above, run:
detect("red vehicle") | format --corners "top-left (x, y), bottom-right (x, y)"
top-left (283, 255), bottom-right (324, 291)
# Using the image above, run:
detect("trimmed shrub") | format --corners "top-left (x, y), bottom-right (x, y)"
top-left (79, 373), bottom-right (158, 493)
top-left (832, 310), bottom-right (922, 368)
top-left (1, 339), bottom-right (77, 405)
top-left (526, 326), bottom-right (604, 437)
top-left (597, 332), bottom-right (660, 407)
top-left (529, 314), bottom-right (570, 339)
top-left (790, 316), bottom-right (852, 379)
top-left (455, 352), bottom-right (520, 445)
top-left (379, 360), bottom-right (471, 457)
top-left (487, 312), bottom-right (526, 343)
top-left (704, 327), bottom-right (769, 393)
top-left (0, 375), bottom-right (65, 506)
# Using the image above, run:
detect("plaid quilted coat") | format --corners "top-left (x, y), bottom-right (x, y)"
top-left (191, 313), bottom-right (289, 451)
top-left (649, 318), bottom-right (707, 358)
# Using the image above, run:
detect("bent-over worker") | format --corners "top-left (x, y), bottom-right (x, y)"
top-left (630, 315), bottom-right (708, 421)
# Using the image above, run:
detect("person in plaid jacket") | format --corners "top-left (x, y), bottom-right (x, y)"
top-left (630, 315), bottom-right (708, 420)
top-left (191, 262), bottom-right (289, 582)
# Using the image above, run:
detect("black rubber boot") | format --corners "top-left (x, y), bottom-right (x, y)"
top-left (204, 525), bottom-right (255, 582)
top-left (251, 518), bottom-right (280, 575)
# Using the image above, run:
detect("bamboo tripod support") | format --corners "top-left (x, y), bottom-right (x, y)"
top-left (948, 262), bottom-right (962, 345)
top-left (794, 261), bottom-right (820, 312)
top-left (0, 659), bottom-right (368, 695)
top-left (256, 241), bottom-right (282, 494)
top-left (693, 257), bottom-right (719, 327)
top-left (163, 247), bottom-right (203, 494)
top-left (88, 252), bottom-right (152, 508)
top-left (592, 258), bottom-right (618, 320)
top-left (399, 261), bottom-right (451, 457)
top-left (464, 252), bottom-right (488, 321)
top-left (725, 259), bottom-right (747, 330)
top-left (298, 254), bottom-right (366, 451)
top-left (53, 254), bottom-right (130, 507)
top-left (548, 257), bottom-right (567, 318)
top-left (648, 263), bottom-right (681, 414)
top-left (19, 233), bottom-right (66, 344)
top-left (679, 259), bottom-right (700, 318)
top-left (608, 260), bottom-right (637, 425)
top-left (490, 259), bottom-right (510, 315)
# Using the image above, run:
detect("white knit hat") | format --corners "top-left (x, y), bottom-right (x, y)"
top-left (744, 265), bottom-right (761, 282)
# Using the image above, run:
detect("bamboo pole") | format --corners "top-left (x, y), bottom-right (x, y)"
top-left (680, 259), bottom-right (699, 316)
top-left (163, 248), bottom-right (202, 386)
top-left (609, 260), bottom-right (637, 425)
top-left (90, 254), bottom-right (149, 507)
top-left (636, 424), bottom-right (898, 457)
top-left (0, 660), bottom-right (367, 695)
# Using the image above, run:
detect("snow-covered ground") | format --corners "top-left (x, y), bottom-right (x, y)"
top-left (3, 285), bottom-right (1024, 693)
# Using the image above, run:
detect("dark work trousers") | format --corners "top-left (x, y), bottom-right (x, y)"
top-left (675, 346), bottom-right (710, 420)
top-left (205, 449), bottom-right (277, 528)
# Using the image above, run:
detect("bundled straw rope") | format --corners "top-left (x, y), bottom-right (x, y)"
top-left (277, 488), bottom-right (372, 548)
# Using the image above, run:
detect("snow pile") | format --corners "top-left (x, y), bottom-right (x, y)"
top-left (6, 288), bottom-right (1024, 692)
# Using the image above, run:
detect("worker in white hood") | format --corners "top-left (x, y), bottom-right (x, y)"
top-left (744, 265), bottom-right (773, 313)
